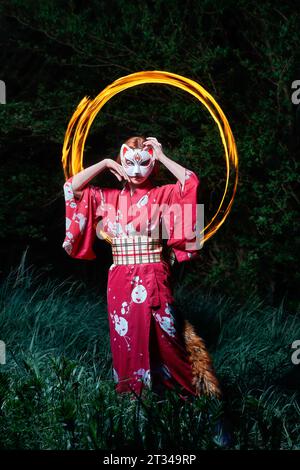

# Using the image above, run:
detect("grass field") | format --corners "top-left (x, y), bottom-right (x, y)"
top-left (0, 256), bottom-right (299, 450)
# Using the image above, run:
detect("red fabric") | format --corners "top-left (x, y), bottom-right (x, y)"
top-left (62, 170), bottom-right (201, 399)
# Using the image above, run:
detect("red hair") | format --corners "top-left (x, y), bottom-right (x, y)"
top-left (116, 135), bottom-right (159, 179)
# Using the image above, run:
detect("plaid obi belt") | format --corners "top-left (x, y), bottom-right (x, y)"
top-left (111, 236), bottom-right (163, 265)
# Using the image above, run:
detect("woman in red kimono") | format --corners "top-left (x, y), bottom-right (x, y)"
top-left (62, 135), bottom-right (221, 402)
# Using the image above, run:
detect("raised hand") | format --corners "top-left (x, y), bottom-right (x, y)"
top-left (105, 159), bottom-right (130, 182)
top-left (142, 136), bottom-right (164, 161)
top-left (142, 137), bottom-right (187, 186)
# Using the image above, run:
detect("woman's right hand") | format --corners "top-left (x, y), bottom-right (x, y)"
top-left (105, 159), bottom-right (130, 182)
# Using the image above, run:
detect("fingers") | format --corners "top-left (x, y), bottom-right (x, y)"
top-left (119, 165), bottom-right (130, 181)
top-left (143, 137), bottom-right (161, 149)
top-left (143, 138), bottom-right (161, 158)
top-left (110, 164), bottom-right (130, 182)
top-left (109, 169), bottom-right (122, 182)
top-left (143, 141), bottom-right (154, 150)
top-left (143, 137), bottom-right (156, 145)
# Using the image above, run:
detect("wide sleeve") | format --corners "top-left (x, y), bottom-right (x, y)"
top-left (161, 169), bottom-right (201, 264)
top-left (62, 175), bottom-right (103, 260)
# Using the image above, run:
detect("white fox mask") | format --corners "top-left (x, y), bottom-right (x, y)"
top-left (120, 144), bottom-right (155, 178)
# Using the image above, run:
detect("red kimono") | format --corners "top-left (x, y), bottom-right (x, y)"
top-left (62, 169), bottom-right (201, 400)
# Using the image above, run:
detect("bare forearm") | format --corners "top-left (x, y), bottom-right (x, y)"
top-left (71, 159), bottom-right (108, 192)
top-left (159, 153), bottom-right (186, 185)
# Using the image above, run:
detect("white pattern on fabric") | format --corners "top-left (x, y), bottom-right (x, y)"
top-left (62, 240), bottom-right (72, 254)
top-left (113, 368), bottom-right (119, 383)
top-left (133, 368), bottom-right (151, 388)
top-left (121, 301), bottom-right (129, 315)
top-left (110, 308), bottom-right (131, 351)
top-left (136, 194), bottom-right (149, 208)
top-left (75, 213), bottom-right (87, 232)
top-left (131, 284), bottom-right (147, 303)
top-left (63, 182), bottom-right (73, 201)
top-left (112, 314), bottom-right (128, 336)
top-left (66, 217), bottom-right (71, 230)
top-left (152, 302), bottom-right (176, 337)
top-left (130, 275), bottom-right (147, 303)
top-left (125, 222), bottom-right (135, 236)
top-left (116, 209), bottom-right (123, 221)
top-left (107, 220), bottom-right (124, 236)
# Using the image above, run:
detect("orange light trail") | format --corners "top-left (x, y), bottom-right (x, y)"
top-left (62, 70), bottom-right (238, 243)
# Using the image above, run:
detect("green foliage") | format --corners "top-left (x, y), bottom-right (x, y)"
top-left (0, 0), bottom-right (299, 308)
top-left (0, 260), bottom-right (299, 449)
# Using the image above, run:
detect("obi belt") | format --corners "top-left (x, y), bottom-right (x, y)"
top-left (111, 235), bottom-right (163, 265)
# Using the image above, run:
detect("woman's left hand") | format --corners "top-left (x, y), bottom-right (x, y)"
top-left (142, 137), bottom-right (164, 161)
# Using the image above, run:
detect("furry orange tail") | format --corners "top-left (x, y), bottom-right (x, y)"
top-left (183, 320), bottom-right (222, 399)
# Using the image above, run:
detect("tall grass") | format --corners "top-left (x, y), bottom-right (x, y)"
top-left (0, 253), bottom-right (299, 450)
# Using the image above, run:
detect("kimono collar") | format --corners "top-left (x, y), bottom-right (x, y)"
top-left (123, 179), bottom-right (154, 196)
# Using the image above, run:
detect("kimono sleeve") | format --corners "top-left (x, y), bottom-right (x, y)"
top-left (161, 169), bottom-right (201, 263)
top-left (62, 175), bottom-right (104, 260)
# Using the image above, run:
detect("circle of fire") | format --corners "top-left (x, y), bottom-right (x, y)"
top-left (62, 70), bottom-right (238, 243)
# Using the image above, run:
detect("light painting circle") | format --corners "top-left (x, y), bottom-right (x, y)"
top-left (62, 70), bottom-right (239, 243)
